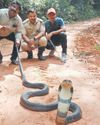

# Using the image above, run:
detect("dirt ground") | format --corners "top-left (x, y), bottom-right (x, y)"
top-left (0, 18), bottom-right (100, 125)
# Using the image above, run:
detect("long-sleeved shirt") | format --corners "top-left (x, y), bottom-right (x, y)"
top-left (0, 8), bottom-right (25, 40)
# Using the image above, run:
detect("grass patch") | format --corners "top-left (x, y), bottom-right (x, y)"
top-left (94, 44), bottom-right (100, 51)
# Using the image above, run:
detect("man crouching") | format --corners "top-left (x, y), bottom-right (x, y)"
top-left (22, 8), bottom-right (47, 60)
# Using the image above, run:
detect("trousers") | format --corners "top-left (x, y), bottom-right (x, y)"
top-left (46, 33), bottom-right (67, 54)
top-left (0, 32), bottom-right (20, 60)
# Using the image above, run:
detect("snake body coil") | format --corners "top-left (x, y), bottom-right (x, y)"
top-left (16, 47), bottom-right (82, 123)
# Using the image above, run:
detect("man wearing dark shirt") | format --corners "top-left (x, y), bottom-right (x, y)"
top-left (45, 8), bottom-right (67, 63)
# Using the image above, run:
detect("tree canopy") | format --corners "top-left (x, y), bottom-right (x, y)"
top-left (0, 0), bottom-right (100, 22)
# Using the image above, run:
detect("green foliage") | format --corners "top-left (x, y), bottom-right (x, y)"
top-left (0, 0), bottom-right (12, 8)
top-left (32, 0), bottom-right (98, 22)
top-left (31, 0), bottom-right (60, 21)
top-left (95, 44), bottom-right (100, 51)
top-left (15, 0), bottom-right (33, 20)
top-left (70, 0), bottom-right (97, 20)
top-left (57, 0), bottom-right (79, 22)
top-left (93, 0), bottom-right (100, 16)
top-left (0, 0), bottom-right (100, 22)
top-left (32, 0), bottom-right (79, 23)
top-left (31, 0), bottom-right (47, 20)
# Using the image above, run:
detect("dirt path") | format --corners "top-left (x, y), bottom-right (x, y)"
top-left (0, 18), bottom-right (100, 125)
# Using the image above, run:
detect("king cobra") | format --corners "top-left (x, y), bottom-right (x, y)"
top-left (16, 46), bottom-right (82, 124)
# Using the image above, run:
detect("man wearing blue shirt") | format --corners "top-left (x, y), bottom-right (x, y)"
top-left (45, 8), bottom-right (67, 63)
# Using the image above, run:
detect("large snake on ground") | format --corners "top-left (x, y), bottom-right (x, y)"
top-left (16, 46), bottom-right (82, 124)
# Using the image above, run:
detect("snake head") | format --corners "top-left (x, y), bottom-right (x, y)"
top-left (61, 80), bottom-right (72, 88)
top-left (58, 79), bottom-right (73, 94)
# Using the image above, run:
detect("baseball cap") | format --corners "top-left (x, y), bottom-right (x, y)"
top-left (47, 8), bottom-right (56, 15)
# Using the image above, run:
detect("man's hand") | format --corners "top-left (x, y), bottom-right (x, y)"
top-left (16, 39), bottom-right (20, 47)
top-left (0, 25), bottom-right (12, 36)
top-left (46, 32), bottom-right (53, 40)
top-left (22, 34), bottom-right (35, 46)
top-left (28, 39), bottom-right (35, 47)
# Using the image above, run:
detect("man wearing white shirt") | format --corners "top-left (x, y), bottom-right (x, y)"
top-left (0, 1), bottom-right (25, 64)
